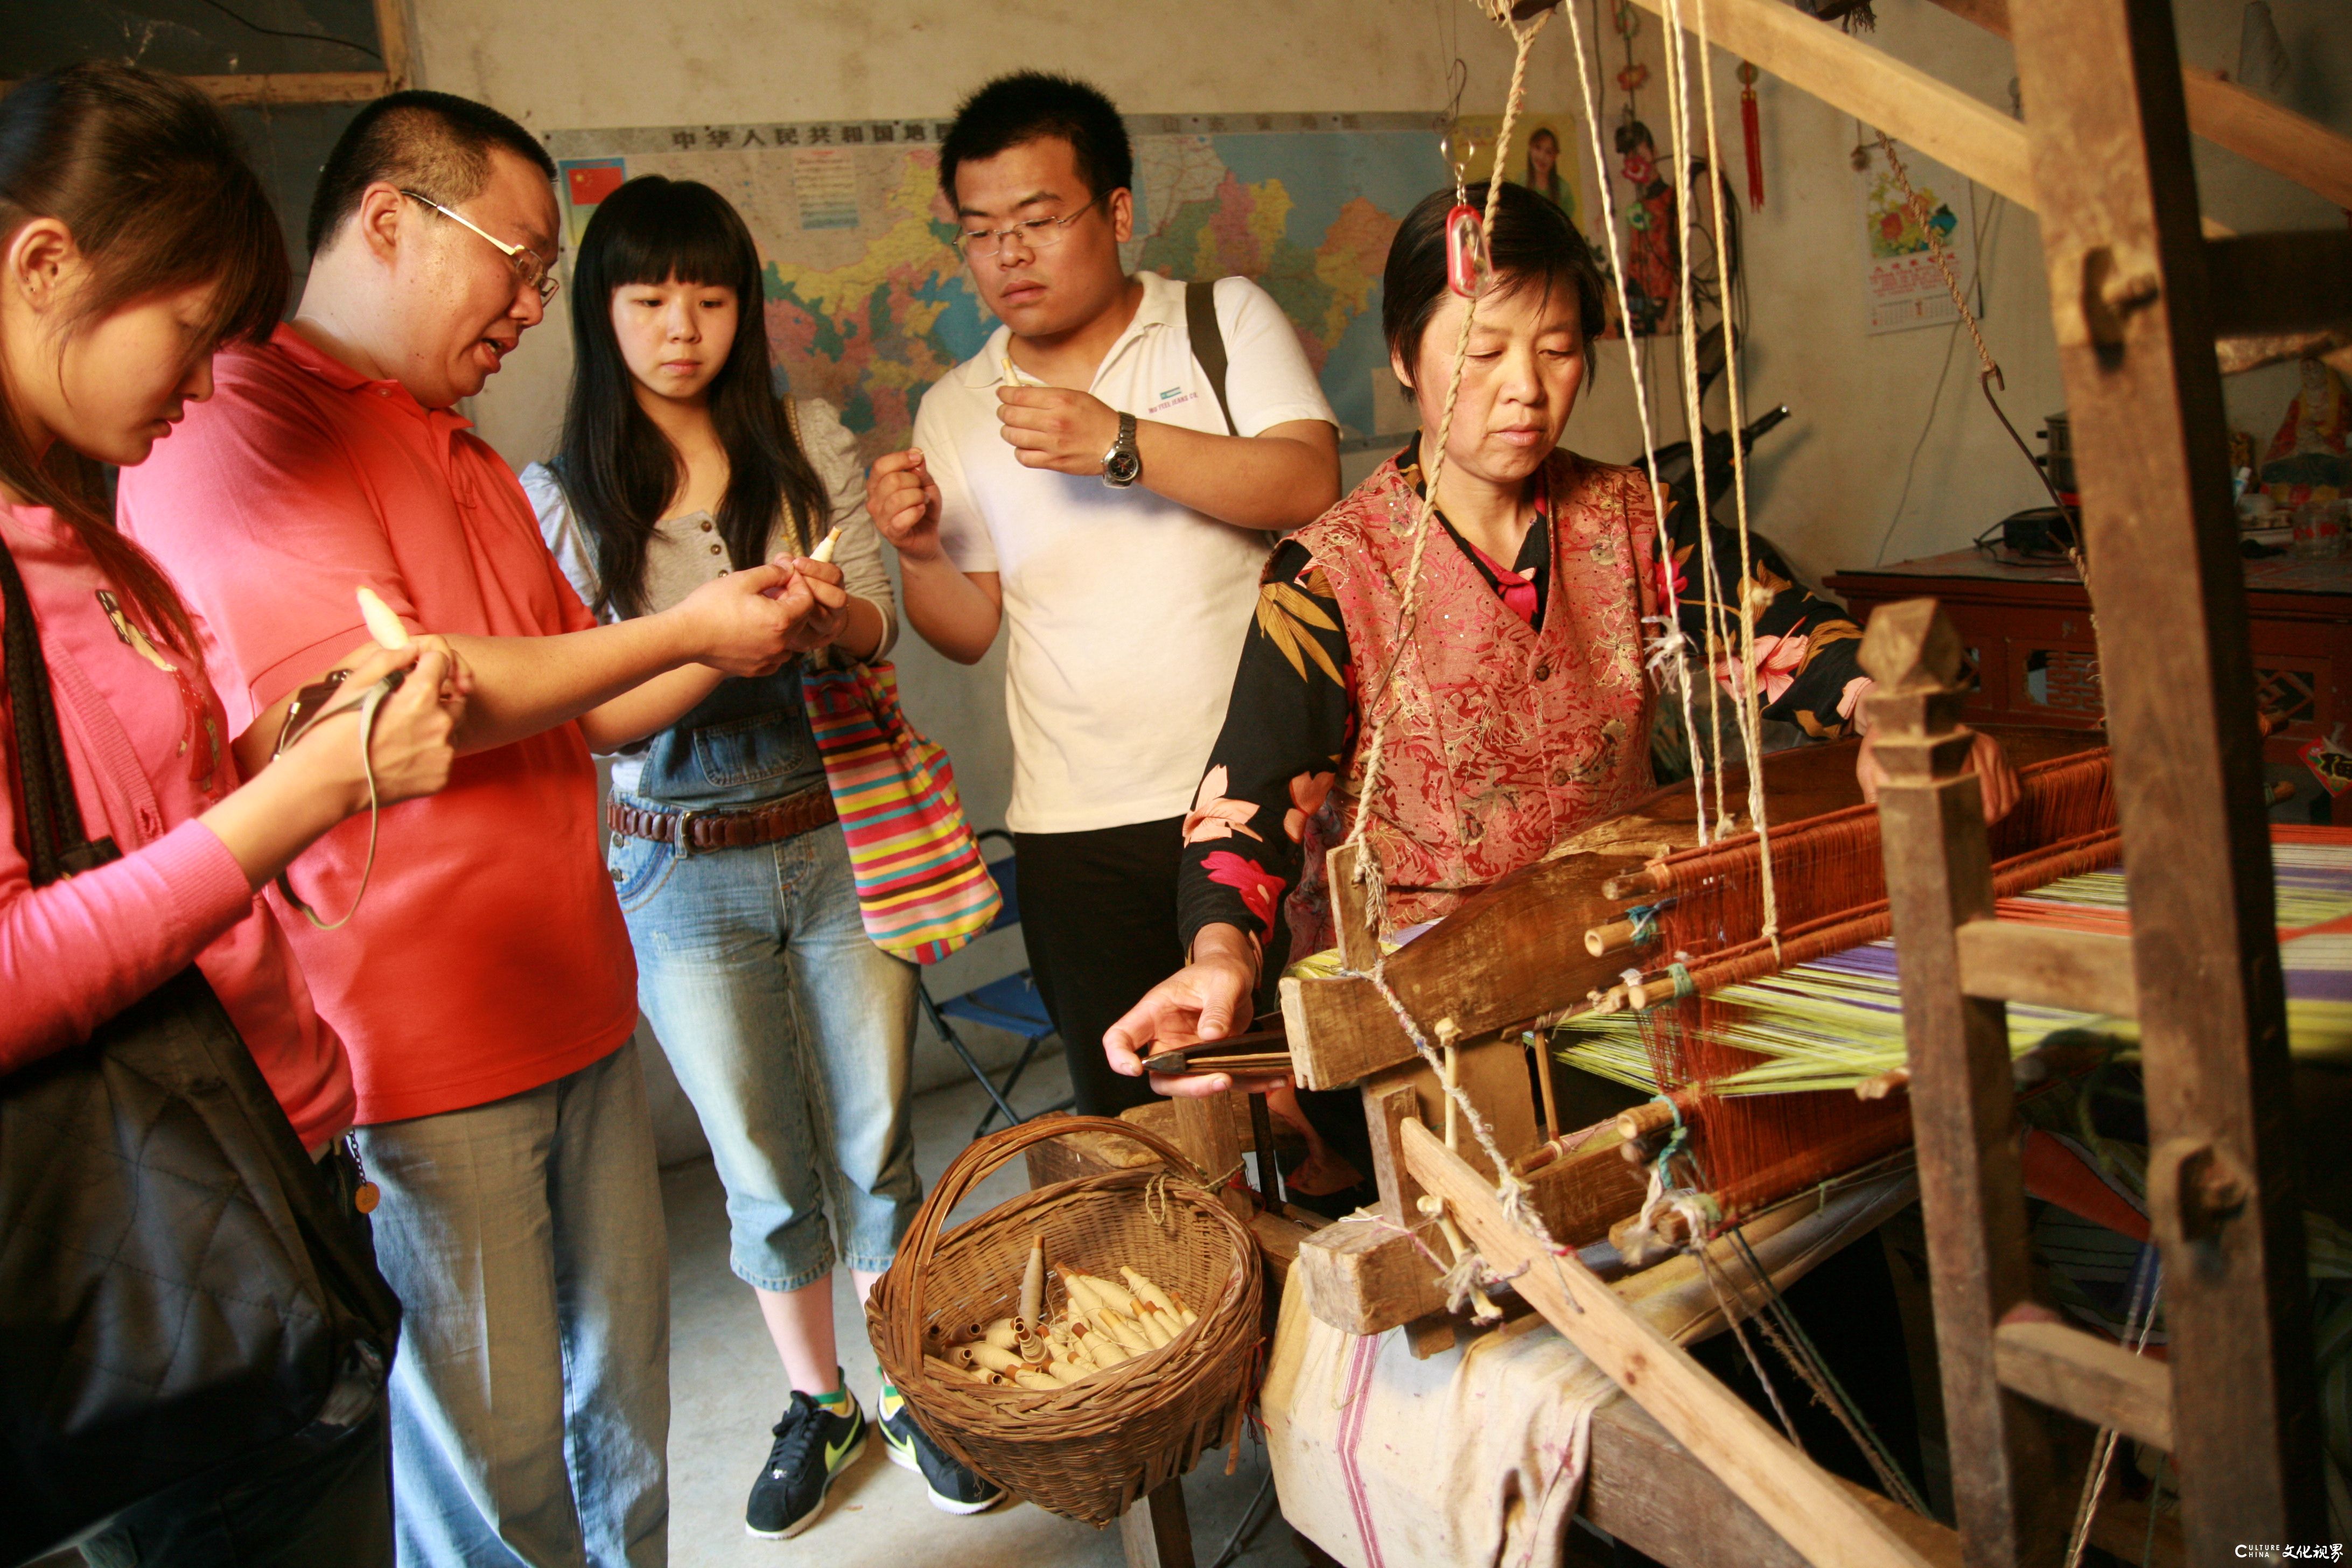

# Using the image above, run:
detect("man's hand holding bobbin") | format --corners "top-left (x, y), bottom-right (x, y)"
top-left (997, 385), bottom-right (1121, 475)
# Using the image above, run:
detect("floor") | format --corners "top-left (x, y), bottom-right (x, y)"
top-left (661, 1050), bottom-right (1297, 1568)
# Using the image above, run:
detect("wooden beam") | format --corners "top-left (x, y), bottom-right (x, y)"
top-left (1401, 1118), bottom-right (1942, 1568)
top-left (1924, 0), bottom-right (2352, 213)
top-left (1119, 1478), bottom-right (1194, 1568)
top-left (1294, 1211), bottom-right (1451, 1334)
top-left (2008, 0), bottom-right (2324, 1551)
top-left (1863, 606), bottom-right (2062, 1568)
top-left (181, 72), bottom-right (392, 105)
top-left (372, 0), bottom-right (412, 92)
top-left (1171, 1090), bottom-right (1249, 1220)
top-left (1247, 1207), bottom-right (1313, 1297)
top-left (1585, 1400), bottom-right (1964, 1568)
top-left (2182, 69), bottom-right (2352, 214)
top-left (1620, 0), bottom-right (2035, 209)
top-left (2205, 230), bottom-right (2352, 339)
top-left (1956, 921), bottom-right (2140, 1018)
top-left (1297, 1117), bottom-right (1649, 1336)
top-left (1992, 1320), bottom-right (2173, 1451)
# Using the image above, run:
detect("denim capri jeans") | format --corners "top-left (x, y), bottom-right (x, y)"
top-left (608, 811), bottom-right (921, 1290)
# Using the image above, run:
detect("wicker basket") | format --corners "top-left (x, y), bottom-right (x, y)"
top-left (865, 1116), bottom-right (1262, 1527)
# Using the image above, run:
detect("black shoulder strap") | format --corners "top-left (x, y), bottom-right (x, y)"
top-left (1, 534), bottom-right (118, 886)
top-left (1185, 279), bottom-right (1240, 437)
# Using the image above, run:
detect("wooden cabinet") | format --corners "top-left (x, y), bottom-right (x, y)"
top-left (1824, 548), bottom-right (2352, 823)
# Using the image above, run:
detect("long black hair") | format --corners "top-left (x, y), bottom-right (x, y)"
top-left (0, 64), bottom-right (288, 662)
top-left (1381, 181), bottom-right (1607, 391)
top-left (553, 175), bottom-right (827, 619)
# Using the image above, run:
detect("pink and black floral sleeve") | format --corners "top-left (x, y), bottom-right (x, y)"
top-left (1175, 539), bottom-right (1356, 964)
top-left (1656, 488), bottom-right (1875, 739)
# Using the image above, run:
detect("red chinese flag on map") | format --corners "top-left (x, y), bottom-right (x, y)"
top-left (568, 162), bottom-right (626, 208)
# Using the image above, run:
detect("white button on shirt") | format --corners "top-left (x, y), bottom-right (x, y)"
top-left (919, 271), bottom-right (1336, 835)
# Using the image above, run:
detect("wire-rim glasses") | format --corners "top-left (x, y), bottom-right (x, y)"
top-left (401, 189), bottom-right (561, 304)
top-left (955, 193), bottom-right (1109, 260)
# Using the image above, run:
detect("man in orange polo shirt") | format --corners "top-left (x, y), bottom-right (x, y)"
top-left (120, 92), bottom-right (841, 1568)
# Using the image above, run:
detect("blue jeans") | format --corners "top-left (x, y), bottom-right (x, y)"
top-left (608, 812), bottom-right (920, 1290)
top-left (353, 1044), bottom-right (668, 1568)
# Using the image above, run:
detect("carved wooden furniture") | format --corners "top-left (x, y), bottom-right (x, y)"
top-left (1826, 548), bottom-right (2352, 825)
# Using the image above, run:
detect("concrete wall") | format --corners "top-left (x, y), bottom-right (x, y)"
top-left (404, 0), bottom-right (2352, 1156)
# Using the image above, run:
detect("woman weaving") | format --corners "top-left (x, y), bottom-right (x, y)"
top-left (1105, 183), bottom-right (2017, 1099)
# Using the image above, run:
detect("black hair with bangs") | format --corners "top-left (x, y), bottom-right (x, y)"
top-left (552, 175), bottom-right (828, 619)
top-left (1382, 181), bottom-right (1607, 391)
top-left (0, 62), bottom-right (289, 663)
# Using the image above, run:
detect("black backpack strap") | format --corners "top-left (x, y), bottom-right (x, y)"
top-left (1185, 278), bottom-right (1240, 437)
top-left (0, 534), bottom-right (118, 886)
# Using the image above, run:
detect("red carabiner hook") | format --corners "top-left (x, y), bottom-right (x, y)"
top-left (1446, 204), bottom-right (1487, 299)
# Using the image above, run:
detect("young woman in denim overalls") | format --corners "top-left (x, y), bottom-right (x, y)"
top-left (523, 175), bottom-right (1001, 1538)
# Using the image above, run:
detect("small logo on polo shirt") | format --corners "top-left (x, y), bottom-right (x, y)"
top-left (1150, 388), bottom-right (1200, 412)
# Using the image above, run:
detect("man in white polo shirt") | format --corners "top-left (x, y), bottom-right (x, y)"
top-left (871, 72), bottom-right (1339, 1115)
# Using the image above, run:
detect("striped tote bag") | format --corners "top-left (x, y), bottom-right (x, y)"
top-left (800, 659), bottom-right (1002, 963)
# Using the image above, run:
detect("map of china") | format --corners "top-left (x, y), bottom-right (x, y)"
top-left (761, 134), bottom-right (1444, 460)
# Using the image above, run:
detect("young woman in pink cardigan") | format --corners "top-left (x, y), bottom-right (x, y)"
top-left (1, 65), bottom-right (464, 1565)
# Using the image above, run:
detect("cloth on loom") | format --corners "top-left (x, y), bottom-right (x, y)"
top-left (1265, 1170), bottom-right (1917, 1568)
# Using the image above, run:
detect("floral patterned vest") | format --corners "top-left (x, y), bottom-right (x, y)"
top-left (1287, 449), bottom-right (1657, 951)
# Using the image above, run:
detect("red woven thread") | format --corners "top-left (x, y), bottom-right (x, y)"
top-left (1626, 750), bottom-right (2118, 1221)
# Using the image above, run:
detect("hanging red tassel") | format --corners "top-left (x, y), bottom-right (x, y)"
top-left (1738, 61), bottom-right (1765, 211)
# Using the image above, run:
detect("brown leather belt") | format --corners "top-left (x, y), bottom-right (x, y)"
top-left (607, 784), bottom-right (837, 856)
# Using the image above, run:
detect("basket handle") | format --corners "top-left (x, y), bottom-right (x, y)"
top-left (895, 1115), bottom-right (1216, 1341)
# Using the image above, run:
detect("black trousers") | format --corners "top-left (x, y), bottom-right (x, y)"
top-left (1012, 818), bottom-right (1382, 1208)
top-left (1014, 817), bottom-right (1189, 1117)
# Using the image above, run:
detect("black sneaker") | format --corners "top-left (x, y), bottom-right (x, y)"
top-left (745, 1388), bottom-right (866, 1539)
top-left (878, 1382), bottom-right (1005, 1515)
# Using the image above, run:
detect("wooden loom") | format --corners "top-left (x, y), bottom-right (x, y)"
top-left (1241, 2), bottom-right (2344, 1567)
top-left (1084, 0), bottom-right (2352, 1562)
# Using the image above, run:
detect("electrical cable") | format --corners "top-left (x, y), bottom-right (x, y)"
top-left (1874, 181), bottom-right (2003, 564)
top-left (1206, 1467), bottom-right (1277, 1568)
top-left (189, 0), bottom-right (383, 61)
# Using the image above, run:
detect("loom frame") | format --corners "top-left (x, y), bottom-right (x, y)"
top-left (1132, 0), bottom-right (2349, 1560)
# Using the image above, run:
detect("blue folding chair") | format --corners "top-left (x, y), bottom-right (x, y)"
top-left (919, 830), bottom-right (1074, 1138)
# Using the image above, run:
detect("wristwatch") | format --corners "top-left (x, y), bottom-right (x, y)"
top-left (1101, 411), bottom-right (1142, 488)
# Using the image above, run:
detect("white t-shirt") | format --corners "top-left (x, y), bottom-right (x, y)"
top-left (919, 271), bottom-right (1336, 835)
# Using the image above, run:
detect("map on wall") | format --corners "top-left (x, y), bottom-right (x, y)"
top-left (547, 114), bottom-right (1450, 463)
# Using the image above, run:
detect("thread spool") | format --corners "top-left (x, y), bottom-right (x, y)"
top-left (1614, 1100), bottom-right (1681, 1142)
top-left (1603, 866), bottom-right (1671, 901)
top-left (1854, 1067), bottom-right (1912, 1101)
top-left (1586, 918), bottom-right (1641, 957)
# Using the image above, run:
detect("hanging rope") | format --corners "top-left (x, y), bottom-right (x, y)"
top-left (1562, 0), bottom-right (1714, 849)
top-left (1343, 2), bottom-right (1550, 878)
top-left (1334, 2), bottom-right (1570, 1271)
top-left (1659, 0), bottom-right (1732, 843)
top-left (2063, 1251), bottom-right (2164, 1568)
top-left (1692, 0), bottom-right (1781, 951)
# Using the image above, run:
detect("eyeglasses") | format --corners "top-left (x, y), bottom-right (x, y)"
top-left (401, 189), bottom-right (561, 304)
top-left (955, 193), bottom-right (1108, 260)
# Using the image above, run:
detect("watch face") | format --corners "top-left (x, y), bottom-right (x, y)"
top-left (1104, 449), bottom-right (1143, 486)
